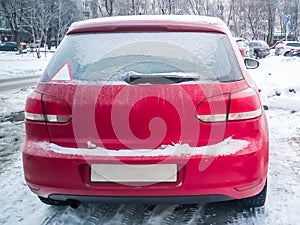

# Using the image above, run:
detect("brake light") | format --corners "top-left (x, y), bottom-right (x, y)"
top-left (196, 94), bottom-right (229, 122)
top-left (196, 89), bottom-right (261, 122)
top-left (259, 48), bottom-right (264, 51)
top-left (25, 91), bottom-right (44, 121)
top-left (228, 88), bottom-right (262, 121)
top-left (25, 91), bottom-right (71, 123)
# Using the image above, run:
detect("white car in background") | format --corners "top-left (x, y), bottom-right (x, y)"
top-left (275, 41), bottom-right (300, 56)
top-left (235, 38), bottom-right (250, 57)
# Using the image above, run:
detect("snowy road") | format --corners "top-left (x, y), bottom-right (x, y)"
top-left (0, 75), bottom-right (39, 93)
top-left (1, 108), bottom-right (297, 225)
top-left (1, 53), bottom-right (300, 224)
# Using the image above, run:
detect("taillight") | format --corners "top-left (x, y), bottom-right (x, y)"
top-left (25, 91), bottom-right (45, 121)
top-left (228, 88), bottom-right (262, 121)
top-left (196, 89), bottom-right (261, 122)
top-left (25, 91), bottom-right (71, 123)
top-left (259, 48), bottom-right (264, 51)
top-left (196, 94), bottom-right (229, 122)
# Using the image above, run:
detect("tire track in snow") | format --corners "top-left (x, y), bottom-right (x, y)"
top-left (82, 204), bottom-right (122, 225)
top-left (161, 204), bottom-right (201, 225)
top-left (118, 204), bottom-right (156, 225)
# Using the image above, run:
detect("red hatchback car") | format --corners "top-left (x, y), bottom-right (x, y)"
top-left (23, 15), bottom-right (268, 208)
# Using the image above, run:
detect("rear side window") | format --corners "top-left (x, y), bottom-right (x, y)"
top-left (287, 43), bottom-right (300, 47)
top-left (42, 32), bottom-right (243, 84)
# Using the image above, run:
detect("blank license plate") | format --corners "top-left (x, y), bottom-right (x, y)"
top-left (91, 164), bottom-right (177, 182)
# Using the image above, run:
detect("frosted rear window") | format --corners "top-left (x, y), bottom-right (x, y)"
top-left (42, 32), bottom-right (243, 83)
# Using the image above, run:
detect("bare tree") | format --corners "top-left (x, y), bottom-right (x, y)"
top-left (2, 0), bottom-right (300, 48)
top-left (188, 0), bottom-right (204, 15)
top-left (52, 0), bottom-right (82, 47)
top-left (266, 0), bottom-right (276, 45)
top-left (0, 0), bottom-right (24, 47)
top-left (289, 0), bottom-right (300, 40)
top-left (104, 0), bottom-right (114, 16)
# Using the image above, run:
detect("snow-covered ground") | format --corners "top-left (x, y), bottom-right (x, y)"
top-left (1, 52), bottom-right (300, 224)
top-left (0, 51), bottom-right (51, 80)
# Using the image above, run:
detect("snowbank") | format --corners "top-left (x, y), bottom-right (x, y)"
top-left (249, 56), bottom-right (300, 112)
top-left (0, 52), bottom-right (52, 80)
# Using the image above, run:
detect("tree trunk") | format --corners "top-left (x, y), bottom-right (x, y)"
top-left (105, 0), bottom-right (113, 16)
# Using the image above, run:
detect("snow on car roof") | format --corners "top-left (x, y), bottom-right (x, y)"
top-left (67, 15), bottom-right (229, 35)
top-left (71, 15), bottom-right (225, 26)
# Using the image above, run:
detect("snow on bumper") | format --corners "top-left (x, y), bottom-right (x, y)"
top-left (46, 137), bottom-right (249, 157)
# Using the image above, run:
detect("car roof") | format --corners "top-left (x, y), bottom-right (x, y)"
top-left (67, 15), bottom-right (229, 35)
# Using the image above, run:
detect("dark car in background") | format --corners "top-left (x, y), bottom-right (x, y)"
top-left (0, 42), bottom-right (18, 51)
top-left (249, 40), bottom-right (270, 59)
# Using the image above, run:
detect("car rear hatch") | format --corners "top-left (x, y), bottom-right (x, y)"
top-left (25, 31), bottom-right (261, 150)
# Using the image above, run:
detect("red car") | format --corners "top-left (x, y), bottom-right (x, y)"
top-left (23, 15), bottom-right (268, 208)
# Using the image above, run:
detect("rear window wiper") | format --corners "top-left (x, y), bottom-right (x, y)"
top-left (124, 73), bottom-right (200, 84)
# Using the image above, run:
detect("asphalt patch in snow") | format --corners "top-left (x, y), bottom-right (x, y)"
top-left (0, 121), bottom-right (24, 173)
top-left (0, 111), bottom-right (24, 123)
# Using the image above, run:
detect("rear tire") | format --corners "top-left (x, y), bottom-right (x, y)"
top-left (236, 180), bottom-right (267, 208)
top-left (284, 51), bottom-right (291, 57)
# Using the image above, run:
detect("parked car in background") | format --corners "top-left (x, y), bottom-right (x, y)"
top-left (249, 40), bottom-right (270, 59)
top-left (274, 41), bottom-right (300, 56)
top-left (235, 38), bottom-right (250, 57)
top-left (23, 15), bottom-right (268, 209)
top-left (0, 42), bottom-right (18, 51)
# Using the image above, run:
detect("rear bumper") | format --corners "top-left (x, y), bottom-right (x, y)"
top-left (49, 193), bottom-right (233, 204)
top-left (23, 137), bottom-right (268, 203)
top-left (258, 51), bottom-right (270, 58)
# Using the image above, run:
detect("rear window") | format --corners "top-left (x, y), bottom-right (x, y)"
top-left (250, 42), bottom-right (259, 47)
top-left (260, 42), bottom-right (269, 48)
top-left (42, 32), bottom-right (243, 84)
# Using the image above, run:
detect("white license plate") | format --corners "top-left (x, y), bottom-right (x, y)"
top-left (91, 164), bottom-right (177, 182)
